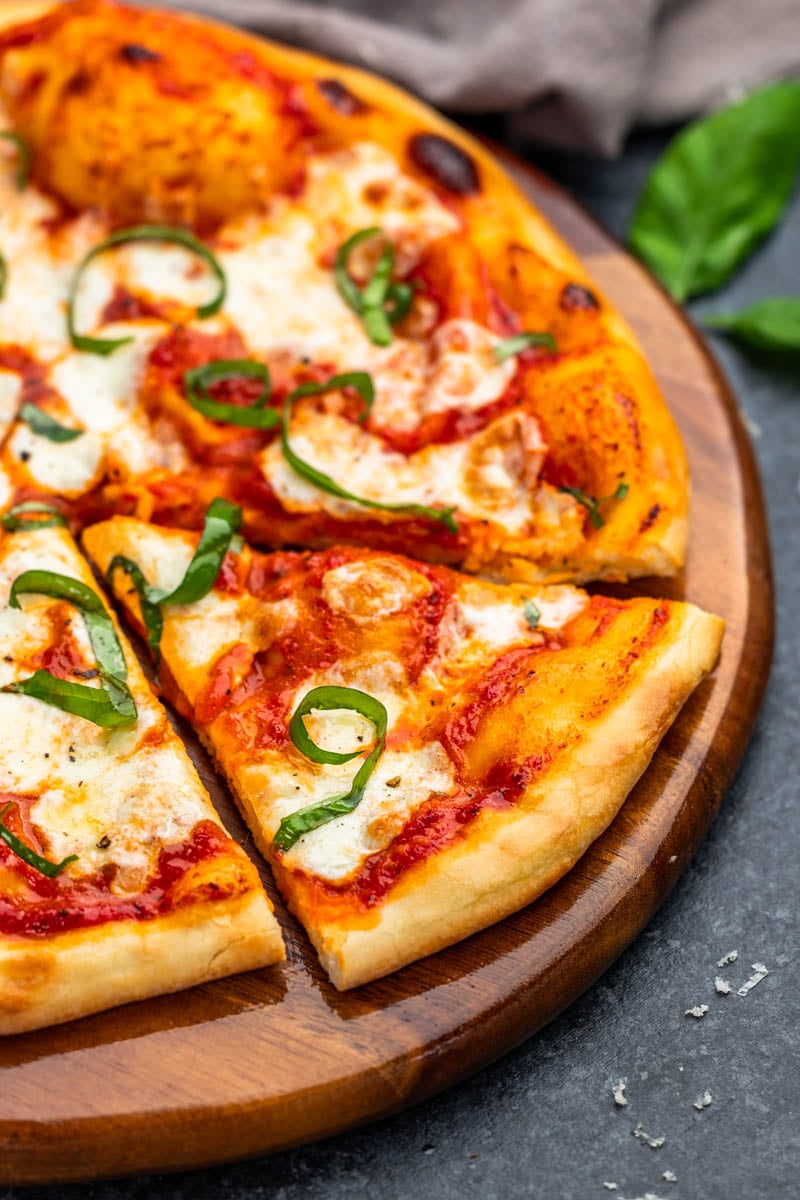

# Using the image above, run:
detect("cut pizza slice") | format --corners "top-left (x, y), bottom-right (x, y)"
top-left (0, 518), bottom-right (283, 1036)
top-left (0, 0), bottom-right (687, 585)
top-left (84, 515), bottom-right (724, 990)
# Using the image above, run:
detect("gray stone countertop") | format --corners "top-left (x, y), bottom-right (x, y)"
top-left (3, 129), bottom-right (797, 1200)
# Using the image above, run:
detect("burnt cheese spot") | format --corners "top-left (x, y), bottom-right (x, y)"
top-left (317, 78), bottom-right (366, 116)
top-left (409, 133), bottom-right (480, 195)
top-left (639, 503), bottom-right (661, 532)
top-left (560, 282), bottom-right (600, 312)
top-left (120, 43), bottom-right (163, 64)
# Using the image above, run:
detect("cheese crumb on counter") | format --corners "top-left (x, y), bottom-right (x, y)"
top-left (737, 963), bottom-right (769, 996)
top-left (685, 1004), bottom-right (709, 1018)
top-left (612, 1079), bottom-right (629, 1107)
top-left (693, 1090), bottom-right (713, 1111)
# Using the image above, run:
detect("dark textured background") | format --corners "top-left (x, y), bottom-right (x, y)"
top-left (4, 127), bottom-right (798, 1200)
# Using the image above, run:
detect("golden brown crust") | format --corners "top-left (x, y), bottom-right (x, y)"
top-left (0, 889), bottom-right (282, 1035)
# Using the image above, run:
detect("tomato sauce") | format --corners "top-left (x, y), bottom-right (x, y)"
top-left (0, 818), bottom-right (237, 938)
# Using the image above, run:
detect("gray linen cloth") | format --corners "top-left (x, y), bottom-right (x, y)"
top-left (160, 0), bottom-right (800, 154)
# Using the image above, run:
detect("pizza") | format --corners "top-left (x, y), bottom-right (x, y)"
top-left (0, 0), bottom-right (723, 1025)
top-left (83, 518), bottom-right (723, 989)
top-left (0, 0), bottom-right (688, 585)
top-left (0, 518), bottom-right (283, 1035)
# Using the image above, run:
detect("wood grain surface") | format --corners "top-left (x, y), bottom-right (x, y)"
top-left (0, 49), bottom-right (775, 1181)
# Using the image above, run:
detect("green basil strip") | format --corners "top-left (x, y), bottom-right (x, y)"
top-left (2, 669), bottom-right (135, 729)
top-left (0, 253), bottom-right (6, 302)
top-left (493, 331), bottom-right (557, 362)
top-left (282, 374), bottom-right (458, 534)
top-left (19, 402), bottom-right (83, 443)
top-left (523, 599), bottom-right (540, 629)
top-left (1, 501), bottom-right (67, 532)
top-left (705, 297), bottom-right (800, 355)
top-left (0, 802), bottom-right (78, 878)
top-left (273, 685), bottom-right (388, 851)
top-left (629, 81), bottom-right (800, 302)
top-left (184, 359), bottom-right (278, 429)
top-left (559, 480), bottom-right (629, 530)
top-left (3, 570), bottom-right (137, 726)
top-left (107, 497), bottom-right (241, 660)
top-left (0, 131), bottom-right (31, 190)
top-left (67, 224), bottom-right (227, 356)
top-left (334, 227), bottom-right (413, 348)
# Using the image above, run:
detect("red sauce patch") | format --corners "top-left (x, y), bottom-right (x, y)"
top-left (0, 820), bottom-right (236, 938)
top-left (100, 283), bottom-right (166, 325)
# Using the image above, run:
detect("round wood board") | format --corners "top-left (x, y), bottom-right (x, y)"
top-left (0, 146), bottom-right (773, 1185)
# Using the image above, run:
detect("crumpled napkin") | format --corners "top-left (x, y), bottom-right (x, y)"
top-left (162, 0), bottom-right (800, 154)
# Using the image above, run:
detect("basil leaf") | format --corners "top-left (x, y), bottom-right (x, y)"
top-left (19, 402), bottom-right (83, 443)
top-left (273, 685), bottom-right (388, 851)
top-left (334, 227), bottom-right (411, 347)
top-left (523, 599), bottom-right (540, 629)
top-left (0, 131), bottom-right (30, 190)
top-left (2, 669), bottom-right (136, 728)
top-left (4, 570), bottom-right (137, 726)
top-left (106, 497), bottom-right (241, 660)
top-left (1, 502), bottom-right (67, 532)
top-left (184, 359), bottom-right (277, 429)
top-left (282, 374), bottom-right (458, 533)
top-left (493, 332), bottom-right (557, 362)
top-left (629, 81), bottom-right (800, 301)
top-left (0, 802), bottom-right (78, 878)
top-left (67, 224), bottom-right (227, 356)
top-left (558, 480), bottom-right (629, 530)
top-left (705, 297), bottom-right (800, 354)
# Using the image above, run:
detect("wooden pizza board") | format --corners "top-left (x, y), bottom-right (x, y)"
top-left (0, 151), bottom-right (773, 1184)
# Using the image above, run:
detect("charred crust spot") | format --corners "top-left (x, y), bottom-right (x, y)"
top-left (409, 133), bottom-right (480, 195)
top-left (120, 43), bottom-right (162, 65)
top-left (64, 69), bottom-right (91, 96)
top-left (639, 503), bottom-right (661, 532)
top-left (317, 77), bottom-right (366, 116)
top-left (560, 282), bottom-right (599, 312)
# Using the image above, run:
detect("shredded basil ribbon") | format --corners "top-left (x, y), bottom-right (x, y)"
top-left (67, 224), bottom-right (227, 356)
top-left (19, 402), bottom-right (83, 444)
top-left (559, 480), bottom-right (629, 530)
top-left (493, 331), bottom-right (557, 362)
top-left (0, 131), bottom-right (30, 190)
top-left (273, 685), bottom-right (388, 851)
top-left (0, 256), bottom-right (6, 303)
top-left (107, 497), bottom-right (241, 661)
top-left (1, 502), bottom-right (67, 532)
top-left (0, 571), bottom-right (137, 727)
top-left (184, 359), bottom-right (278, 429)
top-left (334, 227), bottom-right (413, 347)
top-left (523, 598), bottom-right (540, 629)
top-left (0, 801), bottom-right (78, 878)
top-left (283, 373), bottom-right (458, 533)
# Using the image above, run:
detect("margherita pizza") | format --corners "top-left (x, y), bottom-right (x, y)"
top-left (0, 0), bottom-right (723, 1025)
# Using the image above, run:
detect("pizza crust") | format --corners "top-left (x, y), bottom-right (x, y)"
top-left (300, 604), bottom-right (723, 988)
top-left (0, 888), bottom-right (282, 1035)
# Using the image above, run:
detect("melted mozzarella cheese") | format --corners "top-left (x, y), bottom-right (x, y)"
top-left (0, 527), bottom-right (226, 890)
top-left (321, 556), bottom-right (433, 620)
top-left (49, 327), bottom-right (158, 433)
top-left (531, 586), bottom-right (588, 630)
top-left (275, 740), bottom-right (455, 882)
top-left (260, 407), bottom-right (540, 533)
top-left (0, 371), bottom-right (21, 439)
top-left (7, 422), bottom-right (104, 495)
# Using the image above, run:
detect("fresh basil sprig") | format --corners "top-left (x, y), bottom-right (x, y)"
top-left (19, 403), bottom-right (83, 443)
top-left (1, 570), bottom-right (137, 727)
top-left (0, 802), bottom-right (78, 878)
top-left (629, 81), bottom-right (800, 302)
top-left (1, 501), bottom-right (67, 532)
top-left (67, 224), bottom-right (227, 356)
top-left (184, 359), bottom-right (278, 429)
top-left (283, 373), bottom-right (458, 533)
top-left (559, 480), bottom-right (629, 530)
top-left (273, 685), bottom-right (388, 851)
top-left (0, 131), bottom-right (30, 190)
top-left (334, 227), bottom-right (413, 347)
top-left (107, 497), bottom-right (241, 660)
top-left (493, 332), bottom-right (557, 362)
top-left (705, 297), bottom-right (800, 355)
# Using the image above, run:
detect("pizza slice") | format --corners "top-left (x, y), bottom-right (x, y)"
top-left (0, 514), bottom-right (283, 1036)
top-left (84, 514), bottom-right (723, 989)
top-left (0, 0), bottom-right (686, 585)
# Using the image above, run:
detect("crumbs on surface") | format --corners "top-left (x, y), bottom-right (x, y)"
top-left (612, 1079), bottom-right (628, 1107)
top-left (693, 1090), bottom-right (713, 1111)
top-left (714, 976), bottom-right (731, 995)
top-left (662, 1170), bottom-right (677, 1183)
top-left (632, 1123), bottom-right (666, 1149)
top-left (737, 963), bottom-right (769, 996)
top-left (717, 949), bottom-right (739, 967)
top-left (684, 1004), bottom-right (708, 1018)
